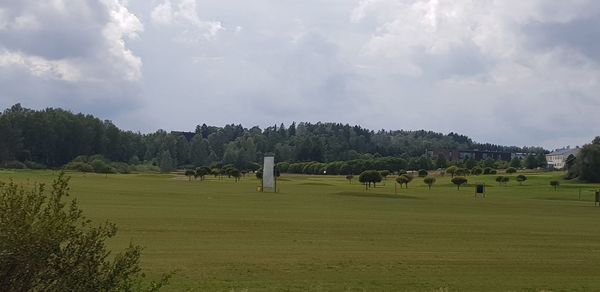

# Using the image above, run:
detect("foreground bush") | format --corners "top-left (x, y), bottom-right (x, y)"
top-left (0, 172), bottom-right (170, 291)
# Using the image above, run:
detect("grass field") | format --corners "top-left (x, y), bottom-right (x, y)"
top-left (2, 170), bottom-right (600, 291)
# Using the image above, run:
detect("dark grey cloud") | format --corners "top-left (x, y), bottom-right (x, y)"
top-left (0, 0), bottom-right (144, 118)
top-left (0, 1), bottom-right (107, 59)
top-left (524, 16), bottom-right (600, 61)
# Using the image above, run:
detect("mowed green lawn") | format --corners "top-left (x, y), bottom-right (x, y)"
top-left (2, 170), bottom-right (600, 291)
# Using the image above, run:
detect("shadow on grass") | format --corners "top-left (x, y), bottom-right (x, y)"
top-left (332, 191), bottom-right (424, 200)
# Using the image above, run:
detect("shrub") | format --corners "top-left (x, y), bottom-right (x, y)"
top-left (133, 164), bottom-right (160, 173)
top-left (495, 176), bottom-right (504, 185)
top-left (4, 161), bottom-right (26, 169)
top-left (65, 162), bottom-right (94, 173)
top-left (111, 162), bottom-right (131, 174)
top-left (276, 162), bottom-right (290, 173)
top-left (418, 169), bottom-right (428, 177)
top-left (0, 172), bottom-right (171, 291)
top-left (90, 159), bottom-right (114, 174)
top-left (71, 155), bottom-right (90, 163)
top-left (506, 167), bottom-right (517, 174)
top-left (24, 161), bottom-right (47, 170)
top-left (490, 169), bottom-right (498, 175)
top-left (483, 167), bottom-right (494, 175)
top-left (471, 167), bottom-right (483, 175)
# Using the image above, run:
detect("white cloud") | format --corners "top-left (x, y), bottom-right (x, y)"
top-left (151, 0), bottom-right (223, 42)
top-left (101, 0), bottom-right (144, 81)
top-left (0, 50), bottom-right (80, 81)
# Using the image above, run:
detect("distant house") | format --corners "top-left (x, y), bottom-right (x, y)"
top-left (546, 147), bottom-right (580, 170)
top-left (428, 149), bottom-right (512, 162)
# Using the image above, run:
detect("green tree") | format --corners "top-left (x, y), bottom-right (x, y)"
top-left (339, 163), bottom-right (352, 175)
top-left (509, 157), bottom-right (521, 168)
top-left (516, 174), bottom-right (527, 185)
top-left (229, 168), bottom-right (241, 182)
top-left (577, 138), bottom-right (600, 182)
top-left (358, 170), bottom-right (383, 188)
top-left (471, 166), bottom-right (483, 176)
top-left (506, 167), bottom-right (517, 174)
top-left (395, 174), bottom-right (413, 188)
top-left (565, 154), bottom-right (577, 179)
top-left (184, 169), bottom-right (195, 181)
top-left (483, 158), bottom-right (495, 168)
top-left (435, 154), bottom-right (447, 169)
top-left (346, 175), bottom-right (354, 184)
top-left (195, 166), bottom-right (210, 181)
top-left (455, 168), bottom-right (468, 176)
top-left (537, 154), bottom-right (548, 168)
top-left (464, 157), bottom-right (477, 169)
top-left (0, 173), bottom-right (170, 291)
top-left (190, 136), bottom-right (210, 166)
top-left (524, 154), bottom-right (538, 169)
top-left (451, 176), bottom-right (468, 190)
top-left (211, 168), bottom-right (222, 179)
top-left (423, 176), bottom-right (436, 190)
top-left (446, 166), bottom-right (458, 178)
top-left (158, 150), bottom-right (175, 173)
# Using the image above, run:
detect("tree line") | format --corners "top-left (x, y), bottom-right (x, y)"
top-left (0, 104), bottom-right (546, 172)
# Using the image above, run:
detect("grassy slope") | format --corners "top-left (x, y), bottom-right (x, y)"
top-left (2, 170), bottom-right (600, 291)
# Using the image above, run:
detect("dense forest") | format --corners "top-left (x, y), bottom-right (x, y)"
top-left (0, 104), bottom-right (546, 172)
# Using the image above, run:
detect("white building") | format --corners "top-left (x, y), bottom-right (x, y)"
top-left (546, 147), bottom-right (580, 170)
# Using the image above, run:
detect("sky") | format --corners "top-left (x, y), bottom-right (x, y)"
top-left (1, 0), bottom-right (599, 149)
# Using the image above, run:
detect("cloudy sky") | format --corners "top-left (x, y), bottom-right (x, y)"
top-left (1, 0), bottom-right (599, 149)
